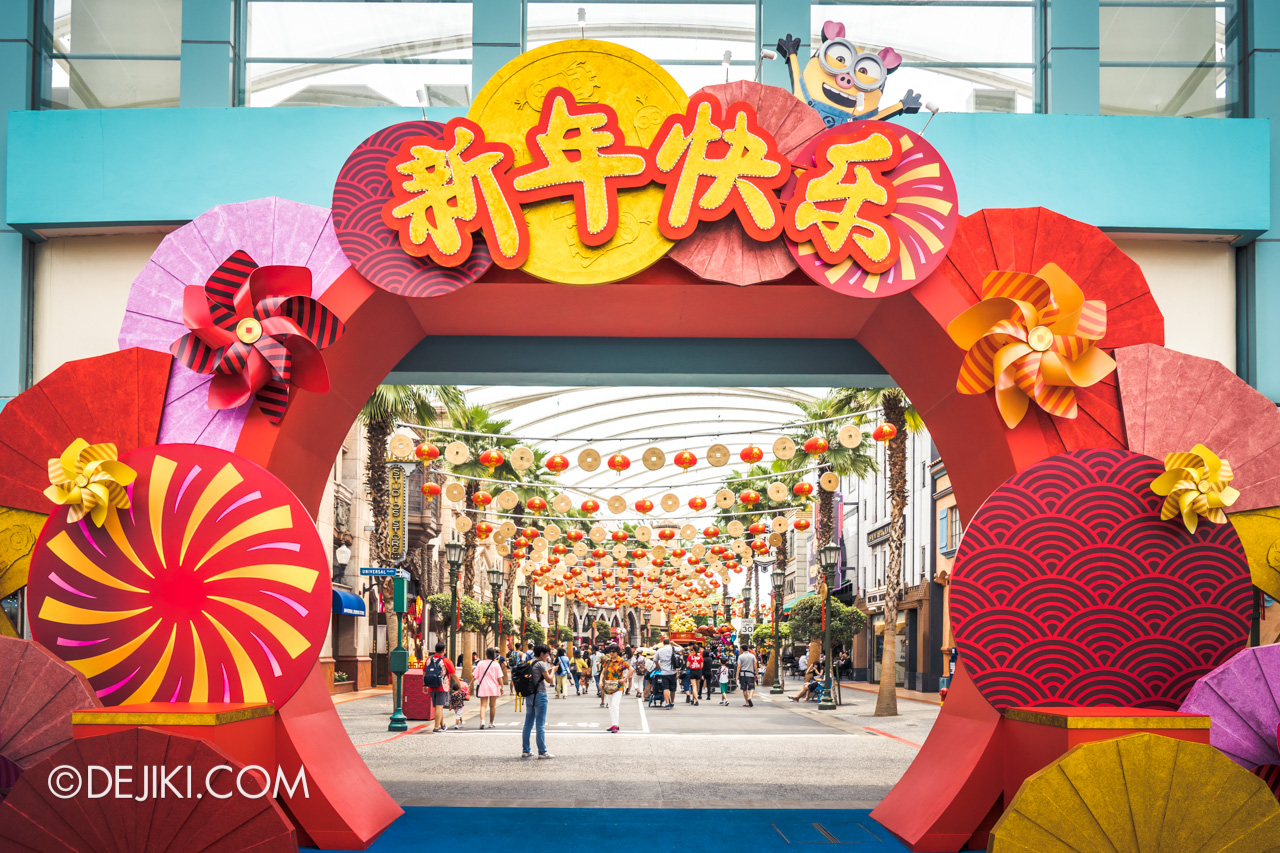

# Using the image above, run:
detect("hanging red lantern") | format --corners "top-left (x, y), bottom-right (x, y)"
top-left (565, 529), bottom-right (585, 542)
top-left (710, 544), bottom-right (726, 556)
top-left (673, 451), bottom-right (697, 471)
top-left (552, 543), bottom-right (568, 555)
top-left (739, 445), bottom-right (763, 464)
top-left (873, 423), bottom-right (898, 442)
top-left (583, 559), bottom-right (597, 569)
top-left (739, 489), bottom-right (761, 507)
top-left (803, 435), bottom-right (829, 455)
top-left (792, 518), bottom-right (811, 532)
top-left (472, 490), bottom-right (493, 508)
top-left (421, 482), bottom-right (442, 502)
top-left (658, 528), bottom-right (676, 542)
top-left (546, 454), bottom-right (570, 475)
top-left (526, 495), bottom-right (548, 514)
top-left (752, 539), bottom-right (769, 553)
top-left (611, 529), bottom-right (628, 543)
top-left (607, 453), bottom-right (631, 475)
top-left (702, 525), bottom-right (720, 539)
top-left (415, 442), bottom-right (440, 461)
top-left (671, 547), bottom-right (687, 559)
top-left (479, 448), bottom-right (505, 472)
top-left (688, 496), bottom-right (707, 511)
top-left (580, 498), bottom-right (600, 514)
top-left (793, 481), bottom-right (814, 498)
top-left (522, 526), bottom-right (538, 540)
top-left (475, 521), bottom-right (495, 539)
top-left (601, 567), bottom-right (613, 578)
top-left (591, 547), bottom-right (607, 559)
top-left (748, 521), bottom-right (767, 536)
top-left (687, 557), bottom-right (700, 566)
top-left (548, 556), bottom-right (560, 565)
top-left (514, 536), bottom-right (530, 549)
top-left (634, 498), bottom-right (654, 514)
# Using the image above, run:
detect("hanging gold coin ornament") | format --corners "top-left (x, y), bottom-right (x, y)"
top-left (652, 544), bottom-right (667, 560)
top-left (444, 482), bottom-right (466, 502)
top-left (578, 448), bottom-right (602, 472)
top-left (572, 541), bottom-right (588, 557)
top-left (498, 543), bottom-right (511, 556)
top-left (767, 481), bottom-right (787, 501)
top-left (552, 494), bottom-right (573, 513)
top-left (498, 520), bottom-right (517, 538)
top-left (820, 472), bottom-right (840, 491)
top-left (837, 424), bottom-right (863, 449)
top-left (692, 544), bottom-right (706, 559)
top-left (497, 489), bottom-right (519, 510)
top-left (680, 523), bottom-right (698, 540)
top-left (533, 535), bottom-right (548, 549)
top-left (388, 434), bottom-right (414, 460)
top-left (607, 495), bottom-right (627, 514)
top-left (508, 445), bottom-right (534, 471)
top-left (706, 444), bottom-right (730, 467)
top-left (612, 543), bottom-right (627, 560)
top-left (642, 447), bottom-right (666, 470)
top-left (772, 437), bottom-right (796, 461)
top-left (454, 515), bottom-right (473, 533)
top-left (660, 493), bottom-right (680, 512)
top-left (715, 489), bottom-right (736, 509)
top-left (769, 532), bottom-right (783, 547)
top-left (727, 520), bottom-right (745, 537)
top-left (772, 516), bottom-right (788, 534)
top-left (635, 525), bottom-right (653, 542)
top-left (445, 441), bottom-right (470, 464)
top-left (590, 525), bottom-right (608, 542)
top-left (542, 524), bottom-right (560, 541)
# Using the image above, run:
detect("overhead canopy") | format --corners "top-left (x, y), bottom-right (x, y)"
top-left (332, 588), bottom-right (366, 617)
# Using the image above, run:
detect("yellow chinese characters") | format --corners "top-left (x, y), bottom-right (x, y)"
top-left (649, 95), bottom-right (788, 240)
top-left (510, 88), bottom-right (649, 247)
top-left (382, 118), bottom-right (529, 269)
top-left (785, 127), bottom-right (901, 271)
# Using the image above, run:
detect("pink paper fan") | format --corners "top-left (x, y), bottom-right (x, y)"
top-left (1116, 344), bottom-right (1280, 512)
top-left (118, 198), bottom-right (350, 450)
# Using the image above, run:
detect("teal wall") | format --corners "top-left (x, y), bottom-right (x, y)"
top-left (5, 0), bottom-right (1280, 398)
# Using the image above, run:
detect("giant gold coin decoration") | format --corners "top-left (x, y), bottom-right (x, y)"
top-left (838, 424), bottom-right (863, 449)
top-left (454, 515), bottom-right (472, 533)
top-left (660, 493), bottom-right (679, 512)
top-left (552, 494), bottom-right (573, 513)
top-left (612, 543), bottom-right (627, 559)
top-left (767, 481), bottom-right (787, 501)
top-left (773, 437), bottom-right (796, 460)
top-left (769, 532), bottom-right (783, 547)
top-left (727, 520), bottom-right (745, 537)
top-left (635, 525), bottom-right (652, 542)
top-left (467, 40), bottom-right (686, 284)
top-left (533, 536), bottom-right (548, 550)
top-left (706, 444), bottom-right (730, 466)
top-left (498, 543), bottom-right (511, 556)
top-left (643, 447), bottom-right (666, 470)
top-left (498, 520), bottom-right (517, 538)
top-left (388, 434), bottom-right (414, 459)
top-left (510, 446), bottom-right (534, 471)
top-left (820, 472), bottom-right (840, 491)
top-left (651, 544), bottom-right (667, 560)
top-left (573, 541), bottom-right (588, 557)
top-left (445, 441), bottom-right (470, 464)
top-left (578, 448), bottom-right (601, 471)
top-left (692, 544), bottom-right (706, 559)
top-left (607, 495), bottom-right (627, 514)
top-left (543, 524), bottom-right (561, 541)
top-left (590, 525), bottom-right (608, 542)
top-left (444, 482), bottom-right (466, 502)
top-left (715, 489), bottom-right (736, 509)
top-left (680, 523), bottom-right (697, 540)
top-left (564, 554), bottom-right (577, 567)
top-left (496, 489), bottom-right (519, 510)
top-left (772, 516), bottom-right (789, 534)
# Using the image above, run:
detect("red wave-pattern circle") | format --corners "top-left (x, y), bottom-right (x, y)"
top-left (950, 448), bottom-right (1251, 711)
top-left (27, 444), bottom-right (330, 708)
top-left (332, 121), bottom-right (494, 298)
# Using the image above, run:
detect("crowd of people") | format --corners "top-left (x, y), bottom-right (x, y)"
top-left (417, 636), bottom-right (784, 758)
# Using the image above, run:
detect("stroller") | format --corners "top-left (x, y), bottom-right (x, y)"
top-left (647, 665), bottom-right (668, 707)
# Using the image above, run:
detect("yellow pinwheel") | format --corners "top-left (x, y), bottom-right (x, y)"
top-left (1150, 444), bottom-right (1240, 534)
top-left (44, 439), bottom-right (137, 526)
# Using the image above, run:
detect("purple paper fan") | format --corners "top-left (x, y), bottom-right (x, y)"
top-left (118, 197), bottom-right (350, 450)
top-left (1180, 645), bottom-right (1280, 771)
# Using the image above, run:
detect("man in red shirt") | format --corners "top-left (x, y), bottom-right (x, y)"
top-left (423, 641), bottom-right (459, 733)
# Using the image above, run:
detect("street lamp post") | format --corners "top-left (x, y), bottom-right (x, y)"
top-left (818, 542), bottom-right (841, 711)
top-left (486, 566), bottom-right (504, 654)
top-left (518, 584), bottom-right (529, 645)
top-left (445, 538), bottom-right (465, 666)
top-left (741, 586), bottom-right (751, 621)
top-left (532, 591), bottom-right (543, 643)
top-left (722, 587), bottom-right (730, 626)
top-left (550, 599), bottom-right (561, 649)
top-left (770, 566), bottom-right (786, 694)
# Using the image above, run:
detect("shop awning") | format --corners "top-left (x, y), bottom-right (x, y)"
top-left (782, 593), bottom-right (815, 614)
top-left (332, 589), bottom-right (366, 616)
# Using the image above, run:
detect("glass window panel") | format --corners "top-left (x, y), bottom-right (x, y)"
top-left (809, 4), bottom-right (1034, 65)
top-left (1100, 3), bottom-right (1222, 63)
top-left (889, 66), bottom-right (1033, 113)
top-left (45, 57), bottom-right (180, 109)
top-left (527, 4), bottom-right (756, 62)
top-left (247, 61), bottom-right (472, 107)
top-left (247, 2), bottom-right (472, 60)
top-left (51, 0), bottom-right (182, 56)
top-left (1100, 64), bottom-right (1234, 117)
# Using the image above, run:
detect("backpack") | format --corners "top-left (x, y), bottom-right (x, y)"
top-left (512, 660), bottom-right (539, 697)
top-left (673, 652), bottom-right (686, 670)
top-left (423, 656), bottom-right (445, 689)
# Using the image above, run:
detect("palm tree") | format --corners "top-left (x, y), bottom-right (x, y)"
top-left (506, 447), bottom-right (558, 622)
top-left (357, 385), bottom-right (461, 608)
top-left (832, 387), bottom-right (923, 718)
top-left (783, 393), bottom-right (878, 550)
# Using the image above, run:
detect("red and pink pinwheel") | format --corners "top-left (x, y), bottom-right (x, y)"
top-left (170, 250), bottom-right (344, 424)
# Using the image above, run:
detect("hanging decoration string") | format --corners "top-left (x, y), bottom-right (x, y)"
top-left (473, 504), bottom-right (813, 524)
top-left (438, 464), bottom-right (823, 492)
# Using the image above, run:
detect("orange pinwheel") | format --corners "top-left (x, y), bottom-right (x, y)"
top-left (947, 263), bottom-right (1115, 428)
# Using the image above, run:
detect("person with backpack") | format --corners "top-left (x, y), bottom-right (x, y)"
top-left (599, 644), bottom-right (632, 733)
top-left (653, 637), bottom-right (680, 709)
top-left (574, 650), bottom-right (591, 694)
top-left (737, 644), bottom-right (759, 708)
top-left (422, 641), bottom-right (459, 733)
top-left (474, 648), bottom-right (504, 729)
top-left (555, 647), bottom-right (573, 698)
top-left (514, 643), bottom-right (555, 758)
top-left (686, 645), bottom-right (704, 707)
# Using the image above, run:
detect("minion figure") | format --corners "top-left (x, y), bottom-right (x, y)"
top-left (777, 21), bottom-right (923, 127)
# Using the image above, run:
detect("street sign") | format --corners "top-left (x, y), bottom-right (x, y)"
top-left (396, 567), bottom-right (410, 579)
top-left (740, 618), bottom-right (756, 636)
top-left (360, 566), bottom-right (396, 577)
top-left (387, 463), bottom-right (409, 563)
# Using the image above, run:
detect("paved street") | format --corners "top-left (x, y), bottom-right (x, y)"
top-left (338, 683), bottom-right (939, 807)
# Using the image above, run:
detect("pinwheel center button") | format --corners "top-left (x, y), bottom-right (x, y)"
top-left (1198, 480), bottom-right (1213, 493)
top-left (1027, 325), bottom-right (1053, 352)
top-left (73, 474), bottom-right (88, 488)
top-left (236, 317), bottom-right (263, 344)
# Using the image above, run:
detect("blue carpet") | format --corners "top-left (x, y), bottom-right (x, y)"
top-left (311, 808), bottom-right (914, 852)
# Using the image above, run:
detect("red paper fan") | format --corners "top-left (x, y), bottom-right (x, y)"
top-left (939, 207), bottom-right (1164, 452)
top-left (0, 636), bottom-right (101, 770)
top-left (0, 349), bottom-right (170, 516)
top-left (783, 121), bottom-right (959, 298)
top-left (28, 444), bottom-right (329, 707)
top-left (332, 121), bottom-right (495, 298)
top-left (1116, 344), bottom-right (1280, 512)
top-left (667, 82), bottom-right (826, 286)
top-left (0, 727), bottom-right (295, 852)
top-left (950, 448), bottom-right (1251, 712)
